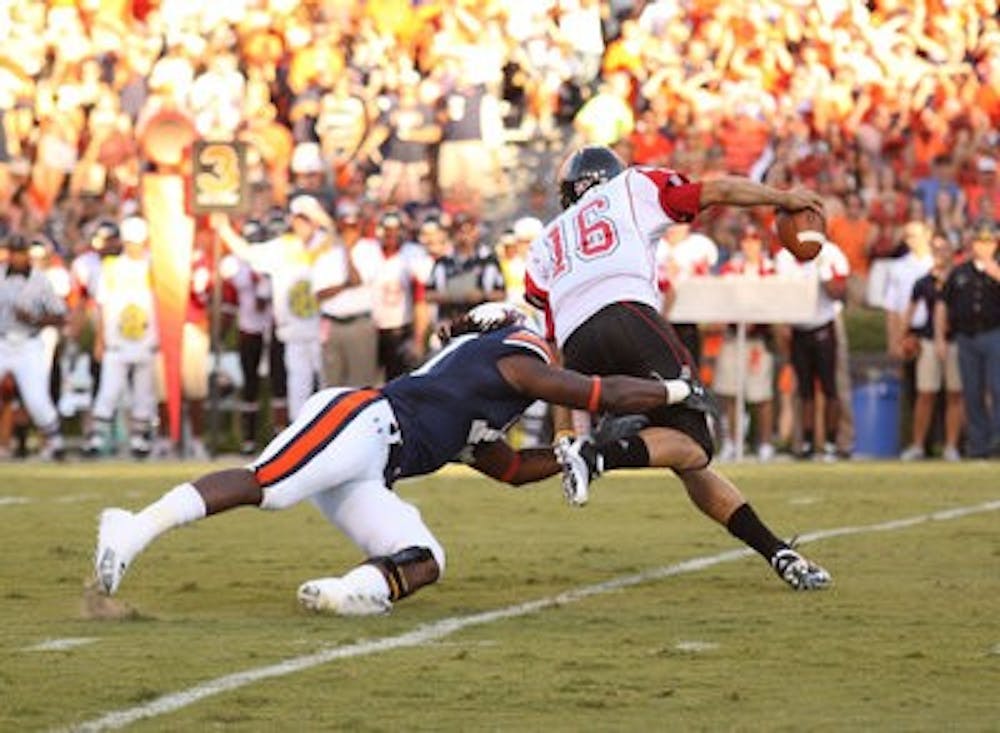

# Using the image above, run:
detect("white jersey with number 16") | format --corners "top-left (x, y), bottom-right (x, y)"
top-left (525, 166), bottom-right (702, 347)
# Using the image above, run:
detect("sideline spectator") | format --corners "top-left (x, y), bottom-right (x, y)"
top-left (222, 249), bottom-right (271, 455)
top-left (827, 192), bottom-right (876, 306)
top-left (313, 199), bottom-right (381, 389)
top-left (715, 224), bottom-right (777, 462)
top-left (899, 232), bottom-right (964, 461)
top-left (776, 241), bottom-right (851, 461)
top-left (426, 212), bottom-right (506, 328)
top-left (657, 222), bottom-right (719, 366)
top-left (884, 221), bottom-right (935, 358)
top-left (212, 196), bottom-right (328, 420)
top-left (935, 224), bottom-right (1000, 459)
top-left (86, 216), bottom-right (157, 458)
top-left (369, 210), bottom-right (431, 380)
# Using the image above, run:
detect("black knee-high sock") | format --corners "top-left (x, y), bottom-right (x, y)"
top-left (726, 503), bottom-right (786, 560)
top-left (597, 435), bottom-right (650, 470)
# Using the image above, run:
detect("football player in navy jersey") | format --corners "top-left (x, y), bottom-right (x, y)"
top-left (93, 303), bottom-right (708, 615)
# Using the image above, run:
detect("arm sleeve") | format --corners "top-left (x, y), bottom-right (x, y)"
top-left (241, 240), bottom-right (282, 275)
top-left (524, 271), bottom-right (549, 309)
top-left (311, 249), bottom-right (348, 294)
top-left (637, 168), bottom-right (702, 223)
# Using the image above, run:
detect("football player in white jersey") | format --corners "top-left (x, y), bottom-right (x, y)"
top-left (212, 196), bottom-right (329, 420)
top-left (86, 216), bottom-right (158, 457)
top-left (526, 145), bottom-right (832, 591)
top-left (0, 234), bottom-right (68, 459)
top-left (93, 303), bottom-right (707, 615)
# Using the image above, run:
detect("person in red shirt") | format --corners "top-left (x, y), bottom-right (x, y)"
top-left (963, 157), bottom-right (1000, 222)
top-left (628, 109), bottom-right (674, 167)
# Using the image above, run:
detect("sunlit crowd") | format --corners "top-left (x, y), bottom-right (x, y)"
top-left (0, 0), bottom-right (997, 461)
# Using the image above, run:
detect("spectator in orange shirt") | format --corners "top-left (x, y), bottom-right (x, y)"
top-left (719, 112), bottom-right (770, 176)
top-left (628, 108), bottom-right (674, 166)
top-left (827, 191), bottom-right (876, 306)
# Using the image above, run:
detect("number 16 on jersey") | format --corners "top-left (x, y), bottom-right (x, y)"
top-left (546, 195), bottom-right (620, 280)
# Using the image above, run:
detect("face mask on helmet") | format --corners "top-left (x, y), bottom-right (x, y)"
top-left (558, 146), bottom-right (626, 209)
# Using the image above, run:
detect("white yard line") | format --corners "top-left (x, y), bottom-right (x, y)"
top-left (64, 499), bottom-right (1000, 733)
top-left (25, 638), bottom-right (98, 652)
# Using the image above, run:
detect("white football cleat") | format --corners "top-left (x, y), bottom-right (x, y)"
top-left (297, 577), bottom-right (392, 616)
top-left (95, 508), bottom-right (141, 595)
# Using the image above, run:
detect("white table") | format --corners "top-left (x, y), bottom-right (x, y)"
top-left (670, 276), bottom-right (818, 461)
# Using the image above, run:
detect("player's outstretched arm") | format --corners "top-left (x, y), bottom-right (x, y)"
top-left (496, 355), bottom-right (693, 414)
top-left (699, 177), bottom-right (824, 215)
top-left (469, 439), bottom-right (562, 486)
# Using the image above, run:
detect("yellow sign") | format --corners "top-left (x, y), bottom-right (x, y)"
top-left (192, 141), bottom-right (248, 213)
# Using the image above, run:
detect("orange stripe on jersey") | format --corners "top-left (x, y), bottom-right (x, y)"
top-left (503, 330), bottom-right (555, 363)
top-left (255, 389), bottom-right (381, 487)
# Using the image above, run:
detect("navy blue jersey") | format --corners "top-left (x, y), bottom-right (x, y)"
top-left (381, 324), bottom-right (552, 480)
top-left (908, 273), bottom-right (941, 340)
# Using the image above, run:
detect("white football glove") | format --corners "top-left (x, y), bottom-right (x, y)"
top-left (554, 435), bottom-right (597, 507)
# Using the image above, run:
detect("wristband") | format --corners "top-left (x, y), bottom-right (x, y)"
top-left (586, 376), bottom-right (602, 412)
top-left (663, 379), bottom-right (692, 404)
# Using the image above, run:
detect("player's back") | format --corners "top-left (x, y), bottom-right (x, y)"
top-left (381, 325), bottom-right (546, 479)
top-left (528, 168), bottom-right (680, 345)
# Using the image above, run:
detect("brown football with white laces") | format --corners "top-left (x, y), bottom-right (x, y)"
top-left (775, 208), bottom-right (825, 261)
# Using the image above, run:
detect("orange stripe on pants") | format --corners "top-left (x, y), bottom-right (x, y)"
top-left (256, 389), bottom-right (380, 487)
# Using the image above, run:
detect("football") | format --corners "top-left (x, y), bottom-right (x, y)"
top-left (775, 208), bottom-right (825, 261)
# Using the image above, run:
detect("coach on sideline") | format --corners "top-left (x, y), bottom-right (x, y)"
top-left (934, 223), bottom-right (1000, 458)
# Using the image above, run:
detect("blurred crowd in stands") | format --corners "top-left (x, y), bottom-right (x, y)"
top-left (0, 0), bottom-right (997, 462)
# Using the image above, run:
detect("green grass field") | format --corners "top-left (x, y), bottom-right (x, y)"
top-left (1, 460), bottom-right (998, 732)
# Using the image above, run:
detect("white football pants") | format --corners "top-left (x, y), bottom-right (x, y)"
top-left (0, 336), bottom-right (60, 432)
top-left (92, 350), bottom-right (157, 424)
top-left (283, 339), bottom-right (323, 420)
top-left (253, 387), bottom-right (445, 572)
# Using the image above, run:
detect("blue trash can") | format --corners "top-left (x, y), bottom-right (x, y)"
top-left (851, 373), bottom-right (901, 458)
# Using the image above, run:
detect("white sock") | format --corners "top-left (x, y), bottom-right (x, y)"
top-left (134, 483), bottom-right (207, 549)
top-left (341, 564), bottom-right (391, 601)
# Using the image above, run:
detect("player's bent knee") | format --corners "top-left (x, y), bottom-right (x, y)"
top-left (672, 441), bottom-right (712, 474)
